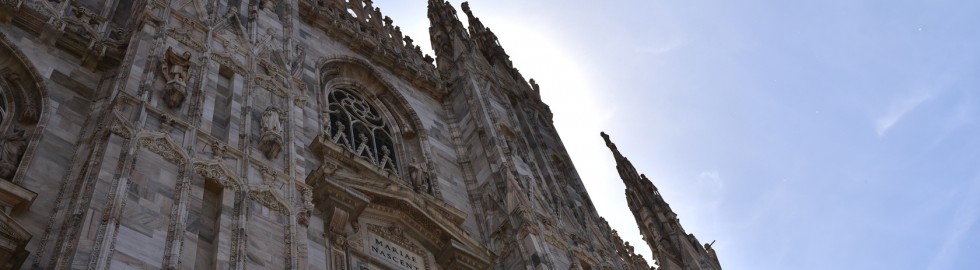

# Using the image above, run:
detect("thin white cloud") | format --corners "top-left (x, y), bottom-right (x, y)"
top-left (875, 92), bottom-right (933, 136)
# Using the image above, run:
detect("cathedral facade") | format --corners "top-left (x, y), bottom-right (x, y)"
top-left (0, 0), bottom-right (719, 269)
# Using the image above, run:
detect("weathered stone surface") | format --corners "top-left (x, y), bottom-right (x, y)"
top-left (0, 1), bottom-right (722, 269)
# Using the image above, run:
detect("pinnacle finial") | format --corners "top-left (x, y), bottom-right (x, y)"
top-left (600, 132), bottom-right (616, 150)
top-left (461, 1), bottom-right (471, 14)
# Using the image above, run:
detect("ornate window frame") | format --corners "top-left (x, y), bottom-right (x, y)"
top-left (313, 58), bottom-right (442, 197)
top-left (0, 32), bottom-right (49, 269)
top-left (323, 82), bottom-right (399, 174)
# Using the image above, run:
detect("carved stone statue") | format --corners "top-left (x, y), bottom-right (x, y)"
top-left (261, 0), bottom-right (277, 10)
top-left (161, 47), bottom-right (192, 108)
top-left (261, 107), bottom-right (284, 135)
top-left (259, 107), bottom-right (284, 159)
top-left (297, 210), bottom-right (311, 227)
top-left (407, 158), bottom-right (430, 194)
top-left (0, 128), bottom-right (27, 180)
top-left (354, 133), bottom-right (374, 162)
top-left (331, 121), bottom-right (349, 147)
top-left (378, 145), bottom-right (396, 173)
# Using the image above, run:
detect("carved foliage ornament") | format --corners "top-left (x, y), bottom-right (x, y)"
top-left (137, 133), bottom-right (188, 165)
top-left (0, 72), bottom-right (39, 124)
top-left (249, 186), bottom-right (290, 214)
top-left (192, 160), bottom-right (242, 189)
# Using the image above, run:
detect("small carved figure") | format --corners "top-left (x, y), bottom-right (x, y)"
top-left (0, 128), bottom-right (27, 180)
top-left (354, 133), bottom-right (374, 162)
top-left (261, 0), bottom-right (276, 10)
top-left (297, 210), bottom-right (311, 227)
top-left (210, 141), bottom-right (228, 159)
top-left (407, 158), bottom-right (430, 194)
top-left (291, 45), bottom-right (306, 76)
top-left (259, 107), bottom-right (284, 159)
top-left (331, 121), bottom-right (349, 147)
top-left (161, 47), bottom-right (192, 108)
top-left (261, 107), bottom-right (283, 135)
top-left (378, 145), bottom-right (396, 173)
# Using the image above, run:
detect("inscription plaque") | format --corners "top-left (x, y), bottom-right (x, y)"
top-left (366, 233), bottom-right (425, 270)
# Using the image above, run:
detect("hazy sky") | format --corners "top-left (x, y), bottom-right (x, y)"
top-left (374, 1), bottom-right (980, 269)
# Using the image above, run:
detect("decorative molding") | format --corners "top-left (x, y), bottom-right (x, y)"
top-left (136, 132), bottom-right (189, 165)
top-left (108, 112), bottom-right (134, 139)
top-left (192, 159), bottom-right (243, 189)
top-left (249, 185), bottom-right (291, 214)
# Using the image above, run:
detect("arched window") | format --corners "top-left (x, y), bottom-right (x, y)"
top-left (325, 86), bottom-right (397, 173)
top-left (0, 89), bottom-right (9, 130)
top-left (0, 34), bottom-right (47, 268)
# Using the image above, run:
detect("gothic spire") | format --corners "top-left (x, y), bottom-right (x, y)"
top-left (601, 132), bottom-right (643, 190)
top-left (600, 132), bottom-right (722, 270)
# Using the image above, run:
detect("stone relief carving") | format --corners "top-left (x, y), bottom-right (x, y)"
top-left (249, 186), bottom-right (290, 214)
top-left (259, 106), bottom-right (284, 159)
top-left (377, 145), bottom-right (396, 173)
top-left (256, 60), bottom-right (289, 94)
top-left (161, 46), bottom-right (192, 108)
top-left (260, 0), bottom-right (278, 10)
top-left (297, 187), bottom-right (314, 227)
top-left (1, 73), bottom-right (39, 124)
top-left (407, 158), bottom-right (433, 195)
top-left (0, 127), bottom-right (26, 180)
top-left (193, 160), bottom-right (242, 189)
top-left (108, 111), bottom-right (134, 139)
top-left (137, 132), bottom-right (188, 165)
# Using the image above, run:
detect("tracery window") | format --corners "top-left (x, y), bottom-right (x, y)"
top-left (0, 90), bottom-right (8, 131)
top-left (325, 87), bottom-right (398, 173)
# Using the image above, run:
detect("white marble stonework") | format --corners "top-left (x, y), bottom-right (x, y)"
top-left (0, 1), bottom-right (721, 270)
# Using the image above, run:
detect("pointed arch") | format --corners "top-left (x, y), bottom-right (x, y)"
top-left (0, 32), bottom-right (50, 184)
top-left (314, 56), bottom-right (447, 197)
top-left (318, 57), bottom-right (426, 138)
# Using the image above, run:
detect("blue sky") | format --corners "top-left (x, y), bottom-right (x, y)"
top-left (374, 1), bottom-right (980, 269)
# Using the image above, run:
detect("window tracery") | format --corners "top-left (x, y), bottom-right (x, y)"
top-left (325, 87), bottom-right (397, 174)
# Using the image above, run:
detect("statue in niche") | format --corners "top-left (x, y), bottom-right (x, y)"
top-left (407, 158), bottom-right (431, 194)
top-left (161, 47), bottom-right (192, 108)
top-left (259, 107), bottom-right (284, 159)
top-left (0, 128), bottom-right (26, 180)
